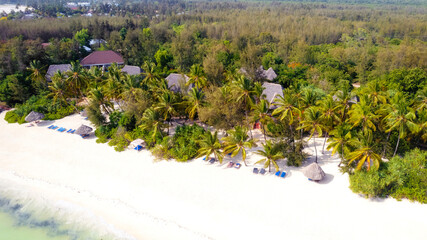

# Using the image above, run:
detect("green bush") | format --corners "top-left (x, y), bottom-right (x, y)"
top-left (4, 110), bottom-right (20, 123)
top-left (167, 124), bottom-right (205, 162)
top-left (349, 148), bottom-right (427, 203)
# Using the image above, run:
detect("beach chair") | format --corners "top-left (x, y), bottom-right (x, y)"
top-left (227, 162), bottom-right (235, 168)
top-left (57, 127), bottom-right (64, 131)
top-left (51, 126), bottom-right (58, 130)
top-left (280, 172), bottom-right (286, 178)
top-left (234, 163), bottom-right (241, 169)
top-left (134, 145), bottom-right (143, 151)
top-left (81, 134), bottom-right (89, 139)
top-left (60, 128), bottom-right (67, 132)
top-left (70, 129), bottom-right (75, 134)
top-left (47, 125), bottom-right (54, 129)
top-left (253, 168), bottom-right (259, 174)
top-left (209, 158), bottom-right (215, 164)
top-left (275, 171), bottom-right (281, 177)
top-left (260, 168), bottom-right (266, 175)
top-left (66, 129), bottom-right (72, 133)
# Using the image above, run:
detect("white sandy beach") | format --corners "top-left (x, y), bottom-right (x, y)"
top-left (0, 111), bottom-right (426, 240)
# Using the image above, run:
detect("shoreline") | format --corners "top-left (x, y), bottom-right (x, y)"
top-left (0, 111), bottom-right (426, 240)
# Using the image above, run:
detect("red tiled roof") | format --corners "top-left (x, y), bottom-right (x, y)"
top-left (80, 50), bottom-right (124, 66)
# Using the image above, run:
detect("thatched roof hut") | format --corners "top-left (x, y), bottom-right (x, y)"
top-left (302, 163), bottom-right (326, 181)
top-left (75, 125), bottom-right (93, 135)
top-left (45, 64), bottom-right (71, 82)
top-left (25, 111), bottom-right (45, 122)
top-left (165, 73), bottom-right (190, 92)
top-left (121, 65), bottom-right (142, 75)
top-left (262, 82), bottom-right (283, 109)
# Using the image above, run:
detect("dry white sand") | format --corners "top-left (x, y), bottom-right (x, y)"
top-left (0, 4), bottom-right (31, 14)
top-left (0, 111), bottom-right (426, 240)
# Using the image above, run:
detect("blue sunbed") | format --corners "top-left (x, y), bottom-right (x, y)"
top-left (134, 145), bottom-right (143, 151)
top-left (280, 172), bottom-right (286, 178)
top-left (47, 125), bottom-right (54, 129)
top-left (260, 168), bottom-right (266, 175)
top-left (66, 129), bottom-right (72, 133)
top-left (57, 127), bottom-right (64, 132)
top-left (70, 129), bottom-right (75, 134)
top-left (61, 128), bottom-right (67, 132)
top-left (275, 171), bottom-right (281, 176)
top-left (209, 158), bottom-right (215, 164)
top-left (51, 126), bottom-right (58, 130)
top-left (253, 168), bottom-right (259, 174)
top-left (234, 163), bottom-right (241, 169)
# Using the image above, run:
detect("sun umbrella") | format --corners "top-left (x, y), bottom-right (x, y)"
top-left (302, 162), bottom-right (326, 181)
top-left (25, 111), bottom-right (45, 122)
top-left (75, 125), bottom-right (93, 135)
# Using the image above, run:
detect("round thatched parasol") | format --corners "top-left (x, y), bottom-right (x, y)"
top-left (75, 125), bottom-right (93, 135)
top-left (302, 163), bottom-right (326, 181)
top-left (130, 139), bottom-right (145, 148)
top-left (25, 111), bottom-right (45, 122)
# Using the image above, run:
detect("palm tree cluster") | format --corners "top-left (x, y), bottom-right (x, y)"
top-left (33, 59), bottom-right (426, 173)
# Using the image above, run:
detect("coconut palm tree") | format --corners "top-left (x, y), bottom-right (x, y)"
top-left (327, 123), bottom-right (357, 167)
top-left (48, 72), bottom-right (69, 106)
top-left (139, 108), bottom-right (165, 142)
top-left (297, 107), bottom-right (323, 163)
top-left (222, 126), bottom-right (257, 166)
top-left (154, 91), bottom-right (178, 134)
top-left (197, 131), bottom-right (223, 163)
top-left (272, 89), bottom-right (301, 147)
top-left (141, 62), bottom-right (161, 86)
top-left (231, 74), bottom-right (256, 137)
top-left (415, 87), bottom-right (427, 112)
top-left (348, 95), bottom-right (378, 137)
top-left (334, 86), bottom-right (356, 122)
top-left (187, 64), bottom-right (207, 90)
top-left (384, 93), bottom-right (419, 157)
top-left (182, 87), bottom-right (205, 120)
top-left (66, 61), bottom-right (88, 99)
top-left (255, 140), bottom-right (284, 172)
top-left (362, 80), bottom-right (387, 107)
top-left (347, 134), bottom-right (382, 171)
top-left (317, 95), bottom-right (339, 152)
top-left (88, 86), bottom-right (114, 114)
top-left (27, 60), bottom-right (46, 88)
top-left (251, 99), bottom-right (271, 141)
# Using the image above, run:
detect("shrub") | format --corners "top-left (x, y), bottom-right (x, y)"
top-left (168, 124), bottom-right (206, 162)
top-left (4, 110), bottom-right (20, 123)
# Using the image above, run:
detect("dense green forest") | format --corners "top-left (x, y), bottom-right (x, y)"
top-left (0, 0), bottom-right (426, 202)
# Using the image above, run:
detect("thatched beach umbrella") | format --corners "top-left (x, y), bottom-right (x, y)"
top-left (130, 139), bottom-right (145, 148)
top-left (302, 163), bottom-right (326, 181)
top-left (75, 125), bottom-right (93, 135)
top-left (25, 111), bottom-right (44, 122)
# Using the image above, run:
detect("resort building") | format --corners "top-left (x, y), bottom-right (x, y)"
top-left (165, 73), bottom-right (190, 93)
top-left (80, 50), bottom-right (124, 69)
top-left (45, 64), bottom-right (71, 82)
top-left (239, 66), bottom-right (278, 81)
top-left (121, 65), bottom-right (142, 75)
top-left (262, 82), bottom-right (283, 109)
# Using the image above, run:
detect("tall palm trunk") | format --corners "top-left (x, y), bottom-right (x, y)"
top-left (313, 135), bottom-right (318, 163)
top-left (338, 142), bottom-right (344, 167)
top-left (382, 131), bottom-right (391, 157)
top-left (262, 124), bottom-right (267, 141)
top-left (393, 131), bottom-right (401, 157)
top-left (322, 132), bottom-right (328, 153)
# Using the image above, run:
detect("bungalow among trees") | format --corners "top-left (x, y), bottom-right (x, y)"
top-left (45, 64), bottom-right (71, 82)
top-left (121, 65), bottom-right (142, 75)
top-left (165, 73), bottom-right (190, 92)
top-left (80, 50), bottom-right (124, 69)
top-left (262, 82), bottom-right (283, 108)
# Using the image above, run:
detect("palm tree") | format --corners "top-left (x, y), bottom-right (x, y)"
top-left (327, 123), bottom-right (357, 167)
top-left (187, 64), bottom-right (207, 89)
top-left (27, 60), bottom-right (46, 88)
top-left (139, 108), bottom-right (165, 142)
top-left (48, 71), bottom-right (69, 106)
top-left (348, 95), bottom-right (378, 137)
top-left (251, 99), bottom-right (271, 141)
top-left (88, 86), bottom-right (114, 114)
top-left (182, 88), bottom-right (205, 120)
top-left (141, 62), bottom-right (161, 86)
top-left (415, 87), bottom-right (427, 112)
top-left (347, 134), bottom-right (381, 171)
top-left (362, 80), bottom-right (387, 107)
top-left (231, 74), bottom-right (256, 137)
top-left (317, 95), bottom-right (339, 152)
top-left (197, 131), bottom-right (223, 163)
top-left (255, 140), bottom-right (283, 172)
top-left (154, 91), bottom-right (178, 134)
top-left (272, 89), bottom-right (302, 145)
top-left (222, 126), bottom-right (257, 166)
top-left (87, 66), bottom-right (106, 87)
top-left (384, 93), bottom-right (419, 157)
top-left (334, 86), bottom-right (356, 122)
top-left (297, 107), bottom-right (323, 163)
top-left (66, 61), bottom-right (88, 99)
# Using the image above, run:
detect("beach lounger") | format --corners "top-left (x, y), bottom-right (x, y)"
top-left (275, 171), bottom-right (281, 177)
top-left (51, 126), bottom-right (58, 130)
top-left (134, 145), bottom-right (143, 151)
top-left (81, 134), bottom-right (89, 139)
top-left (234, 163), bottom-right (241, 169)
top-left (253, 168), bottom-right (259, 174)
top-left (66, 129), bottom-right (72, 133)
top-left (60, 128), bottom-right (67, 132)
top-left (260, 168), bottom-right (266, 175)
top-left (227, 162), bottom-right (235, 168)
top-left (47, 125), bottom-right (54, 129)
top-left (70, 129), bottom-right (75, 134)
top-left (56, 127), bottom-right (63, 131)
top-left (209, 158), bottom-right (215, 164)
top-left (280, 172), bottom-right (286, 178)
